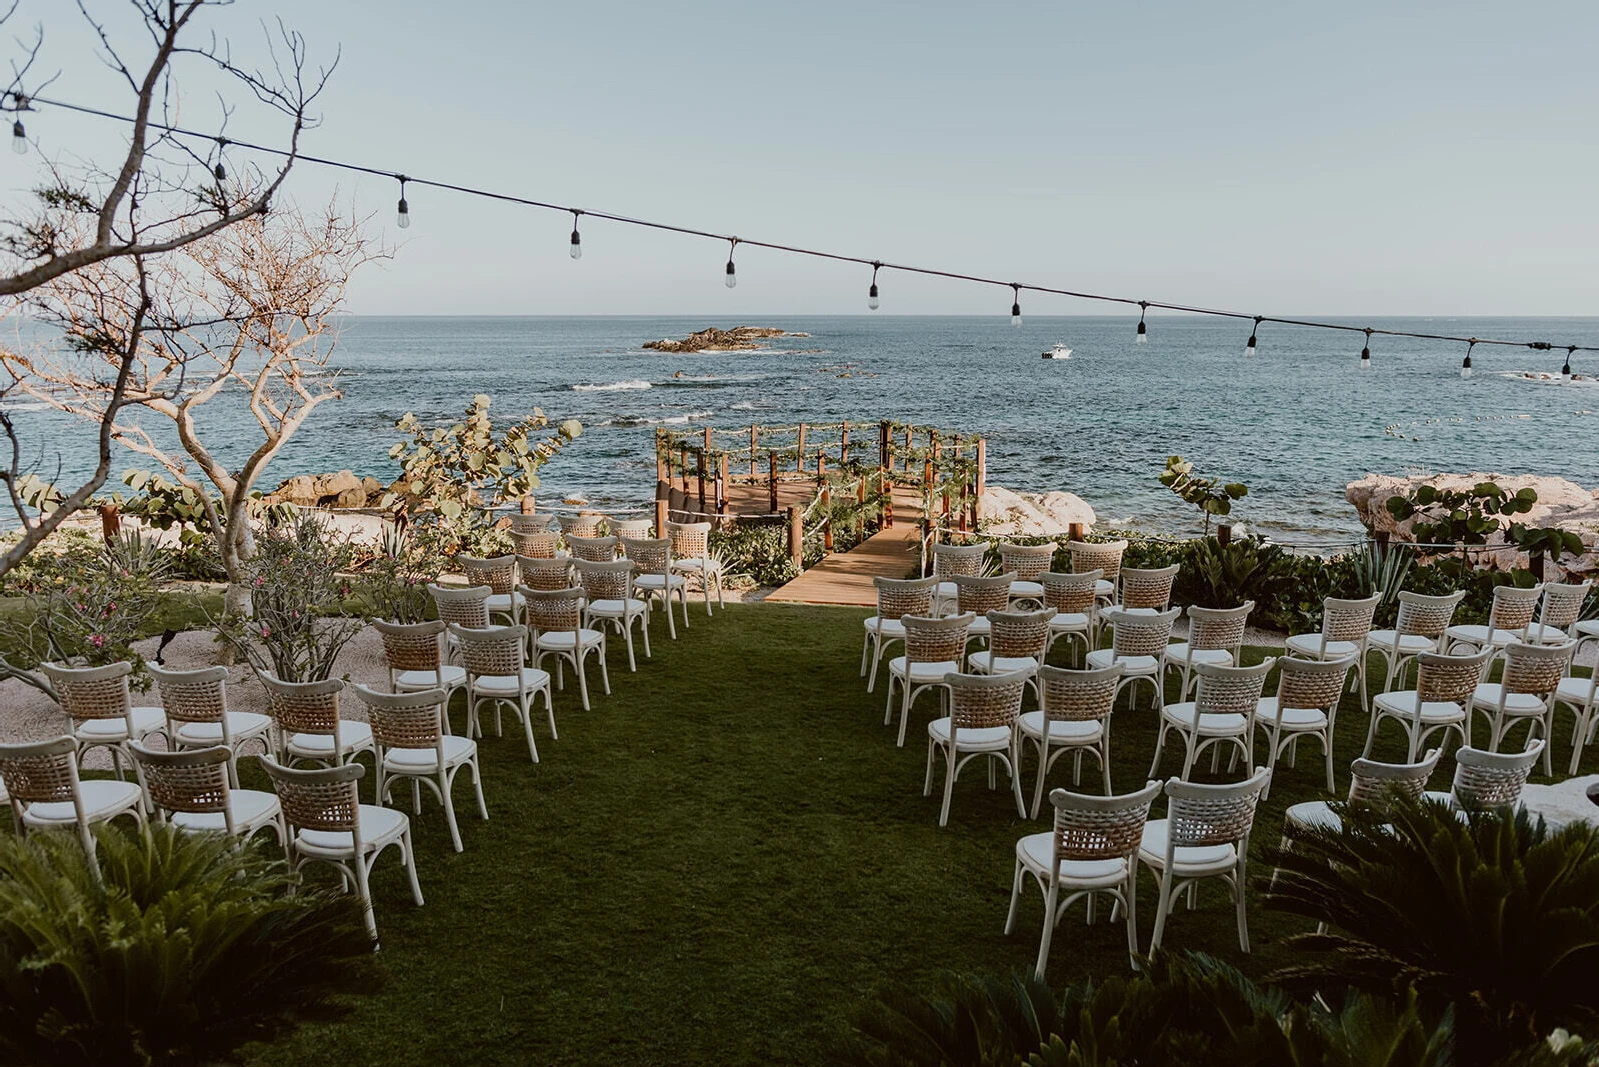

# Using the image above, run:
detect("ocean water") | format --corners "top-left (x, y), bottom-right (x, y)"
top-left (9, 314), bottom-right (1599, 544)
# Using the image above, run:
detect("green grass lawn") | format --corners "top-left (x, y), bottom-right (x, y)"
top-left (238, 604), bottom-right (1599, 1066)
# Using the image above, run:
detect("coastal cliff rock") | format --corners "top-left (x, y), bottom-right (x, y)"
top-left (266, 470), bottom-right (389, 510)
top-left (643, 326), bottom-right (799, 353)
top-left (1347, 471), bottom-right (1599, 575)
top-left (979, 486), bottom-right (1097, 538)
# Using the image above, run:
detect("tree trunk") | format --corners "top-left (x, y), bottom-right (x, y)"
top-left (215, 508), bottom-right (256, 666)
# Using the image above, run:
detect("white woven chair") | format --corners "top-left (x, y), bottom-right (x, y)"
top-left (1368, 590), bottom-right (1466, 693)
top-left (951, 572), bottom-right (1014, 647)
top-left (1067, 540), bottom-right (1127, 604)
top-left (1531, 580), bottom-right (1593, 648)
top-left (1021, 662), bottom-right (1125, 815)
top-left (558, 512), bottom-right (606, 540)
top-left (968, 608), bottom-right (1055, 704)
top-left (997, 542), bottom-right (1056, 605)
top-left (1445, 583), bottom-right (1543, 655)
top-left (610, 517), bottom-right (655, 539)
top-left (575, 557), bottom-right (651, 672)
top-left (1364, 647), bottom-right (1491, 761)
top-left (622, 536), bottom-right (691, 638)
top-left (1086, 608), bottom-right (1181, 711)
top-left (1163, 602), bottom-right (1253, 700)
top-left (510, 522), bottom-right (562, 560)
top-left (259, 675), bottom-right (375, 770)
top-left (372, 619), bottom-right (467, 718)
top-left (448, 623), bottom-right (552, 761)
top-left (886, 613), bottom-right (974, 748)
top-left (353, 684), bottom-right (486, 853)
top-left (666, 520), bottom-right (724, 615)
top-left (516, 555), bottom-right (575, 594)
top-left (148, 664), bottom-right (271, 785)
top-left (1150, 658), bottom-right (1275, 781)
top-left (427, 582), bottom-right (492, 664)
top-left (566, 534), bottom-right (620, 563)
top-left (861, 575), bottom-right (938, 694)
top-left (1254, 655), bottom-right (1355, 796)
top-left (41, 661), bottom-right (166, 778)
top-left (0, 735), bottom-right (144, 865)
top-left (1040, 570), bottom-right (1100, 660)
top-left (1284, 592), bottom-right (1380, 711)
top-left (456, 554), bottom-right (524, 627)
top-left (261, 756), bottom-right (423, 945)
top-left (1111, 564), bottom-right (1181, 616)
top-left (1139, 767), bottom-right (1271, 953)
top-left (1553, 668), bottom-right (1599, 775)
top-left (1005, 780), bottom-right (1161, 975)
top-left (522, 585), bottom-right (609, 711)
top-left (1282, 748), bottom-right (1441, 837)
top-left (924, 669), bottom-right (1030, 826)
top-left (127, 741), bottom-right (285, 849)
top-left (930, 540), bottom-right (990, 615)
top-left (1422, 741), bottom-right (1544, 814)
top-left (1470, 640), bottom-right (1572, 776)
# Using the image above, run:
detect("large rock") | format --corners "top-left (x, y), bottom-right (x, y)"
top-left (979, 486), bottom-right (1096, 538)
top-left (275, 475), bottom-right (320, 507)
top-left (643, 326), bottom-right (790, 353)
top-left (1346, 471), bottom-right (1599, 576)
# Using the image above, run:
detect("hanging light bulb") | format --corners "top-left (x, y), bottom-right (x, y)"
top-left (1010, 284), bottom-right (1022, 327)
top-left (1461, 339), bottom-right (1475, 379)
top-left (569, 210), bottom-right (583, 259)
top-left (1359, 328), bottom-right (1372, 371)
top-left (10, 118), bottom-right (25, 155)
top-left (1563, 346), bottom-right (1575, 378)
top-left (1136, 301), bottom-right (1148, 344)
top-left (1245, 316), bottom-right (1261, 357)
top-left (868, 262), bottom-right (881, 311)
top-left (724, 238), bottom-right (738, 289)
top-left (395, 175), bottom-right (410, 229)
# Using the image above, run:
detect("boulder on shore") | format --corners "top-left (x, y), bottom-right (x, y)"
top-left (979, 486), bottom-right (1096, 538)
top-left (643, 326), bottom-right (790, 353)
top-left (264, 470), bottom-right (388, 510)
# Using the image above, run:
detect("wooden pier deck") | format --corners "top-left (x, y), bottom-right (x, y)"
top-left (764, 485), bottom-right (929, 607)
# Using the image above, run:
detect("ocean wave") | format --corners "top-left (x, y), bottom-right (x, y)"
top-left (572, 379), bottom-right (652, 392)
top-left (594, 410), bottom-right (716, 428)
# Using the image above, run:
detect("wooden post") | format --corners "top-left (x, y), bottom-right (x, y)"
top-left (98, 503), bottom-right (120, 544)
top-left (816, 454), bottom-right (827, 484)
top-left (788, 505), bottom-right (804, 573)
top-left (903, 426), bottom-right (912, 467)
top-left (883, 472), bottom-right (893, 529)
top-left (655, 497), bottom-right (668, 538)
top-left (975, 438), bottom-right (986, 502)
top-left (749, 425), bottom-right (759, 477)
top-left (696, 449), bottom-right (707, 515)
top-left (520, 496), bottom-right (536, 515)
top-left (841, 421), bottom-right (850, 465)
top-left (797, 423), bottom-right (807, 473)
top-left (703, 426), bottom-right (712, 455)
top-left (821, 486), bottom-right (834, 551)
top-left (655, 429), bottom-right (667, 484)
top-left (879, 420), bottom-right (891, 472)
top-left (717, 454), bottom-right (728, 517)
top-left (958, 476), bottom-right (968, 534)
top-left (768, 452), bottom-right (779, 514)
top-left (1068, 522), bottom-right (1084, 543)
top-left (679, 445), bottom-right (690, 495)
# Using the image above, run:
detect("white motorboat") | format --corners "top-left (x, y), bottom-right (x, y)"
top-left (1041, 343), bottom-right (1072, 360)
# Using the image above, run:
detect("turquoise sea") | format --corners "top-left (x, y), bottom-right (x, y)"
top-left (10, 315), bottom-right (1599, 545)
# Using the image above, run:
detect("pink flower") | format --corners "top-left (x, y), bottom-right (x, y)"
top-left (253, 576), bottom-right (266, 588)
top-left (88, 634), bottom-right (105, 649)
top-left (259, 625), bottom-right (272, 638)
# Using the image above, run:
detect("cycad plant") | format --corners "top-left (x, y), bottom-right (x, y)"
top-left (1265, 798), bottom-right (1599, 1063)
top-left (0, 824), bottom-right (377, 1067)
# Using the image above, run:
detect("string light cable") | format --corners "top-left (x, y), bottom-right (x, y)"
top-left (10, 89), bottom-right (1599, 363)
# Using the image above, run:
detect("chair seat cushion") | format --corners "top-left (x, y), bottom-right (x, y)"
top-left (889, 657), bottom-right (959, 685)
top-left (1160, 701), bottom-right (1247, 735)
top-left (1446, 624), bottom-right (1520, 648)
top-left (966, 617), bottom-right (991, 637)
top-left (1253, 699), bottom-right (1329, 730)
top-left (1470, 684), bottom-right (1548, 715)
top-left (1575, 619), bottom-right (1599, 638)
top-left (1526, 626), bottom-right (1571, 645)
top-left (484, 592), bottom-right (525, 613)
top-left (1009, 580), bottom-right (1044, 599)
top-left (22, 778), bottom-right (143, 826)
top-left (1283, 800), bottom-right (1342, 833)
top-left (1162, 645), bottom-right (1234, 668)
top-left (927, 718), bottom-right (1012, 749)
top-left (396, 665), bottom-right (467, 690)
top-left (935, 580), bottom-right (958, 601)
top-left (1094, 579), bottom-right (1114, 599)
top-left (671, 559), bottom-right (713, 574)
top-left (1367, 631), bottom-right (1437, 654)
top-left (1373, 692), bottom-right (1464, 723)
top-left (76, 706), bottom-right (166, 740)
top-left (170, 790), bottom-right (282, 834)
top-left (1284, 634), bottom-right (1360, 659)
top-left (587, 598), bottom-right (647, 617)
top-left (1137, 820), bottom-right (1238, 874)
top-left (384, 734), bottom-right (477, 771)
top-left (1555, 676), bottom-right (1599, 707)
top-left (1016, 832), bottom-right (1128, 886)
top-left (967, 652), bottom-right (1038, 675)
top-left (1085, 649), bottom-right (1157, 674)
top-left (536, 630), bottom-right (604, 651)
top-left (297, 804), bottom-right (408, 855)
top-left (173, 712), bottom-right (272, 746)
top-left (286, 721), bottom-right (374, 756)
top-left (634, 573), bottom-right (687, 591)
top-left (1018, 712), bottom-right (1102, 743)
top-left (472, 667), bottom-right (552, 694)
top-left (863, 617), bottom-right (908, 639)
top-left (1048, 613), bottom-right (1090, 632)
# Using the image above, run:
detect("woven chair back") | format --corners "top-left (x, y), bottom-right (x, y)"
top-left (1395, 590), bottom-right (1466, 639)
top-left (517, 555), bottom-right (573, 591)
top-left (1191, 659), bottom-right (1275, 717)
top-left (449, 624), bottom-right (529, 678)
top-left (997, 542), bottom-right (1055, 582)
top-left (352, 684), bottom-right (448, 751)
top-left (1186, 601), bottom-right (1254, 652)
top-left (1103, 608), bottom-right (1180, 658)
top-left (0, 736), bottom-right (80, 805)
top-left (1452, 742), bottom-right (1543, 811)
top-left (666, 520), bottom-right (711, 560)
top-left (1538, 580), bottom-right (1593, 631)
top-left (1163, 769), bottom-right (1270, 848)
top-left (372, 619), bottom-right (446, 674)
top-left (128, 741), bottom-right (230, 815)
top-left (261, 757), bottom-right (364, 834)
top-left (511, 530), bottom-right (561, 559)
top-left (41, 661), bottom-right (134, 724)
top-left (575, 558), bottom-right (634, 602)
top-left (523, 587), bottom-right (585, 633)
top-left (874, 575), bottom-right (938, 621)
top-left (1068, 540), bottom-right (1128, 584)
top-left (1275, 655), bottom-right (1352, 711)
top-left (148, 664), bottom-right (229, 728)
top-left (610, 517), bottom-right (655, 539)
top-left (945, 669), bottom-right (1028, 730)
top-left (1048, 780), bottom-right (1161, 862)
top-left (567, 534), bottom-right (619, 563)
top-left (985, 609), bottom-right (1056, 660)
top-left (902, 613), bottom-right (973, 664)
top-left (559, 513), bottom-right (606, 539)
top-left (259, 676), bottom-right (344, 738)
top-left (953, 573), bottom-right (1014, 617)
top-left (1486, 584), bottom-right (1543, 635)
top-left (1498, 640), bottom-right (1572, 699)
top-left (1347, 748), bottom-right (1441, 810)
top-left (457, 554), bottom-right (517, 596)
top-left (1041, 571), bottom-right (1100, 616)
top-left (620, 536), bottom-right (673, 575)
top-left (930, 541), bottom-right (988, 579)
top-left (1321, 593), bottom-right (1381, 643)
top-left (1414, 649), bottom-right (1493, 705)
top-left (509, 513), bottom-right (555, 535)
top-left (428, 584), bottom-right (492, 629)
top-left (1119, 565), bottom-right (1180, 611)
top-left (1038, 663), bottom-right (1124, 723)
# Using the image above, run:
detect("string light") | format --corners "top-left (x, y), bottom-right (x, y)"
top-left (868, 261), bottom-right (881, 311)
top-left (1245, 316), bottom-right (1260, 357)
top-left (1564, 346), bottom-right (1574, 379)
top-left (724, 238), bottom-right (738, 289)
top-left (1136, 301), bottom-right (1148, 344)
top-left (212, 136), bottom-right (227, 182)
top-left (1360, 328), bottom-right (1372, 371)
top-left (569, 210), bottom-right (583, 259)
top-left (1010, 284), bottom-right (1022, 327)
top-left (1461, 338), bottom-right (1475, 379)
top-left (395, 175), bottom-right (410, 229)
top-left (10, 118), bottom-right (24, 155)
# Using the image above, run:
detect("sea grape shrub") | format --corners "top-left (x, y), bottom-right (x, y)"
top-left (1383, 481), bottom-right (1537, 546)
top-left (1159, 455), bottom-right (1248, 534)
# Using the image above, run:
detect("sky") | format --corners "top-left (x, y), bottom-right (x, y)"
top-left (5, 1), bottom-right (1598, 317)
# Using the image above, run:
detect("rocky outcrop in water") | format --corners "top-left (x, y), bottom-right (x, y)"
top-left (643, 326), bottom-right (799, 353)
top-left (979, 486), bottom-right (1097, 538)
top-left (265, 470), bottom-right (387, 509)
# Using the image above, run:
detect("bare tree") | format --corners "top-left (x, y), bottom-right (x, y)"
top-left (4, 200), bottom-right (382, 618)
top-left (0, 0), bottom-right (335, 579)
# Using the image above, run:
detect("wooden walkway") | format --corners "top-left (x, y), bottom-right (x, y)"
top-left (766, 486), bottom-right (928, 607)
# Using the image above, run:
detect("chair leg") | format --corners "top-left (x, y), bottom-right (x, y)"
top-left (923, 736), bottom-right (936, 796)
top-left (520, 692), bottom-right (539, 762)
top-left (471, 756), bottom-right (488, 819)
top-left (861, 631), bottom-right (872, 678)
top-left (597, 642), bottom-right (612, 695)
top-left (1009, 746), bottom-right (1028, 817)
top-left (639, 612), bottom-right (651, 659)
top-left (939, 747), bottom-right (957, 826)
top-left (1234, 864), bottom-right (1250, 952)
top-left (1004, 855), bottom-right (1025, 934)
top-left (1149, 868), bottom-right (1174, 954)
top-left (1029, 738), bottom-right (1049, 819)
top-left (354, 857), bottom-right (378, 942)
top-left (401, 829), bottom-right (425, 906)
top-left (574, 652), bottom-right (591, 711)
top-left (441, 770), bottom-right (464, 852)
top-left (1034, 880), bottom-right (1059, 979)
